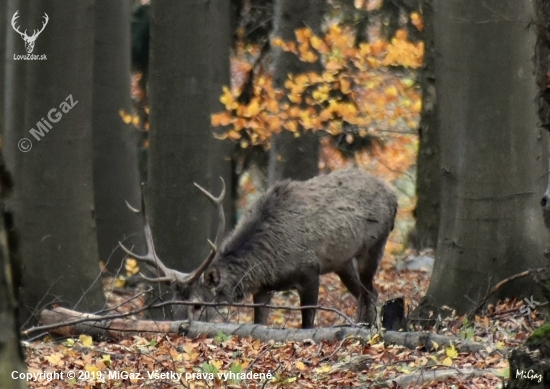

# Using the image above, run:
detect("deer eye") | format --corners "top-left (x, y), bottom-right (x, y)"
top-left (193, 304), bottom-right (201, 311)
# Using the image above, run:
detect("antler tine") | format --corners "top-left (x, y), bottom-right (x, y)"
top-left (194, 178), bottom-right (225, 203)
top-left (194, 177), bottom-right (226, 245)
top-left (119, 184), bottom-right (191, 284)
top-left (180, 178), bottom-right (226, 284)
top-left (180, 247), bottom-right (217, 284)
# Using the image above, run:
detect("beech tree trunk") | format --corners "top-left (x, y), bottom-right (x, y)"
top-left (267, 0), bottom-right (325, 185)
top-left (148, 0), bottom-right (215, 271)
top-left (0, 154), bottom-right (26, 388)
top-left (411, 0), bottom-right (440, 250)
top-left (208, 0), bottom-right (235, 230)
top-left (421, 0), bottom-right (548, 314)
top-left (3, 0), bottom-right (105, 326)
top-left (0, 0), bottom-right (5, 137)
top-left (92, 0), bottom-right (144, 273)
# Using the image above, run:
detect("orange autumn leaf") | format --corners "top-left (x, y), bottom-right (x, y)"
top-left (411, 11), bottom-right (424, 31)
top-left (283, 120), bottom-right (298, 133)
top-left (395, 29), bottom-right (408, 41)
top-left (244, 99), bottom-right (261, 117)
top-left (266, 99), bottom-right (279, 113)
top-left (340, 78), bottom-right (352, 94)
top-left (301, 50), bottom-right (319, 63)
top-left (211, 112), bottom-right (232, 127)
top-left (226, 130), bottom-right (241, 140)
top-left (295, 27), bottom-right (312, 43)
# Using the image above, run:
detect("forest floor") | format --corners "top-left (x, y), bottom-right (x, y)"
top-left (22, 251), bottom-right (545, 388)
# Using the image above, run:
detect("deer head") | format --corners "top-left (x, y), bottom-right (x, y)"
top-left (12, 11), bottom-right (49, 54)
top-left (119, 179), bottom-right (226, 320)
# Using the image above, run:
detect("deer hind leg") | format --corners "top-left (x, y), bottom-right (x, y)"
top-left (336, 260), bottom-right (362, 299)
top-left (356, 236), bottom-right (388, 323)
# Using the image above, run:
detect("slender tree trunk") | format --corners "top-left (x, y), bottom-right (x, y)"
top-left (268, 0), bottom-right (325, 185)
top-left (4, 0), bottom-right (105, 326)
top-left (148, 0), bottom-right (213, 271)
top-left (421, 0), bottom-right (548, 314)
top-left (411, 0), bottom-right (439, 250)
top-left (92, 0), bottom-right (145, 273)
top-left (209, 0), bottom-right (236, 230)
top-left (0, 155), bottom-right (26, 388)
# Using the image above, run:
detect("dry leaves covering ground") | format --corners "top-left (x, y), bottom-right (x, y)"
top-left (22, 251), bottom-right (544, 389)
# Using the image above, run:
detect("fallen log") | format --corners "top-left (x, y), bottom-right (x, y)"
top-left (39, 307), bottom-right (376, 342)
top-left (37, 307), bottom-right (485, 353)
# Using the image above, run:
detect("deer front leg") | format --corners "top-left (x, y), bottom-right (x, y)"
top-left (297, 275), bottom-right (320, 329)
top-left (357, 238), bottom-right (385, 324)
top-left (253, 290), bottom-right (272, 325)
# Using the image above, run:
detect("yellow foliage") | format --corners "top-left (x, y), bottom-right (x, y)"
top-left (301, 50), bottom-right (319, 63)
top-left (284, 120), bottom-right (298, 133)
top-left (296, 27), bottom-right (312, 43)
top-left (244, 99), bottom-right (261, 117)
top-left (220, 86), bottom-right (238, 109)
top-left (211, 112), bottom-right (232, 127)
top-left (312, 85), bottom-right (330, 102)
top-left (211, 22), bottom-right (422, 155)
top-left (79, 335), bottom-right (93, 348)
top-left (410, 12), bottom-right (424, 31)
top-left (340, 78), bottom-right (351, 94)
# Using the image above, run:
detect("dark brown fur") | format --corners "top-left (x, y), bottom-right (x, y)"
top-left (185, 168), bottom-right (397, 328)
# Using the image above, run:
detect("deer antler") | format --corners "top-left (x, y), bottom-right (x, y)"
top-left (194, 177), bottom-right (226, 246)
top-left (119, 179), bottom-right (226, 285)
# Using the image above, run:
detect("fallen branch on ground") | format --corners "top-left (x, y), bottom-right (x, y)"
top-left (382, 367), bottom-right (504, 388)
top-left (24, 298), bottom-right (354, 337)
top-left (37, 307), bottom-right (487, 352)
top-left (469, 268), bottom-right (544, 319)
top-left (383, 331), bottom-right (487, 353)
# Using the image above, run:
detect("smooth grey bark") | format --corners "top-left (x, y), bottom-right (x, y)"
top-left (422, 0), bottom-right (548, 314)
top-left (148, 0), bottom-right (213, 271)
top-left (0, 158), bottom-right (26, 387)
top-left (208, 0), bottom-right (236, 230)
top-left (506, 5), bottom-right (550, 388)
top-left (537, 0), bottom-right (550, 229)
top-left (0, 0), bottom-right (5, 137)
top-left (411, 0), bottom-right (439, 250)
top-left (267, 0), bottom-right (325, 185)
top-left (4, 0), bottom-right (105, 326)
top-left (92, 0), bottom-right (144, 273)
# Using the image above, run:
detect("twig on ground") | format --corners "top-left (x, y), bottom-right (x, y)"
top-left (468, 268), bottom-right (544, 319)
top-left (383, 366), bottom-right (502, 388)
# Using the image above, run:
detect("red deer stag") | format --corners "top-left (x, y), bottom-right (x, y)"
top-left (121, 168), bottom-right (397, 328)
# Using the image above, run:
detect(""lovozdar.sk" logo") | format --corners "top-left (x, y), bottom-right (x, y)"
top-left (12, 10), bottom-right (48, 60)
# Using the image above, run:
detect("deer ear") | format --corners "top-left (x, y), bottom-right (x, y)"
top-left (204, 266), bottom-right (220, 288)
